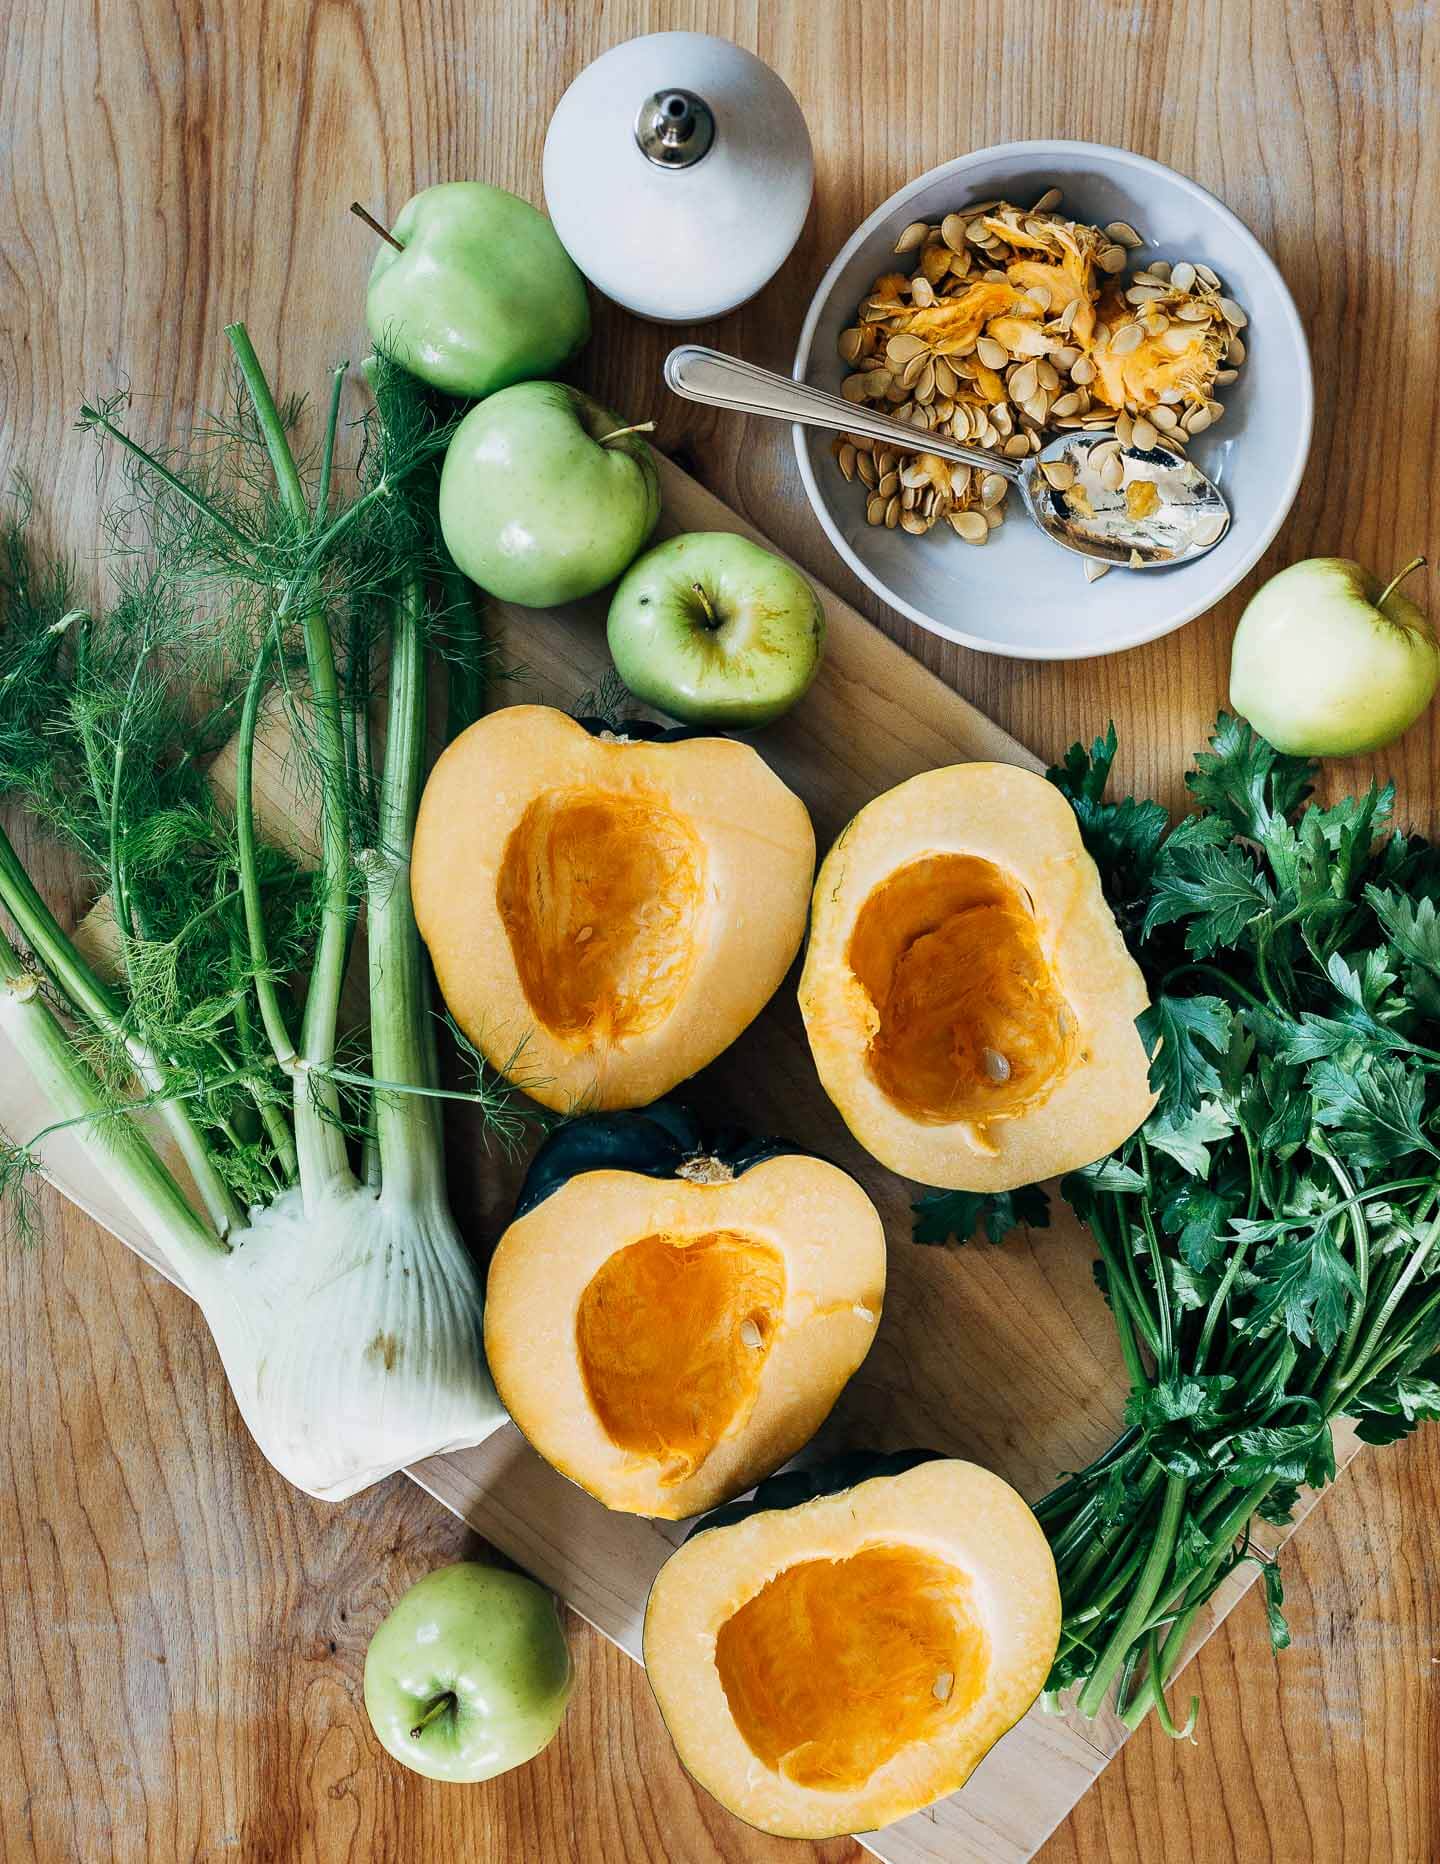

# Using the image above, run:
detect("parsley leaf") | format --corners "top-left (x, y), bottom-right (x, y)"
top-left (1186, 712), bottom-right (1314, 841)
top-left (1146, 1099), bottom-right (1235, 1177)
top-left (912, 1182), bottom-right (1051, 1247)
top-left (1309, 1054), bottom-right (1434, 1167)
top-left (1239, 1224), bottom-right (1361, 1353)
top-left (1143, 836), bottom-right (1273, 958)
top-left (1136, 993), bottom-right (1233, 1118)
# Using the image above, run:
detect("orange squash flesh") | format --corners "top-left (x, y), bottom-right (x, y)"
top-left (798, 763), bottom-right (1154, 1191)
top-left (713, 1545), bottom-right (989, 1792)
top-left (412, 707), bottom-right (815, 1111)
top-left (847, 853), bottom-right (1076, 1125)
top-left (574, 1229), bottom-right (786, 1486)
top-left (642, 1458), bottom-right (1061, 1838)
top-left (483, 1154), bottom-right (885, 1518)
top-left (496, 788), bottom-right (704, 1045)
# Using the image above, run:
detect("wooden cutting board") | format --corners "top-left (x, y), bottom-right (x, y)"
top-left (0, 451), bottom-right (1355, 1864)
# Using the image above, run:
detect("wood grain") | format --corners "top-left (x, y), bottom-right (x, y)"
top-left (1, 2), bottom-right (1437, 1862)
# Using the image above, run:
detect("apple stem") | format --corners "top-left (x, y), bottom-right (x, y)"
top-left (597, 421), bottom-right (657, 447)
top-left (1377, 554), bottom-right (1428, 610)
top-left (350, 202), bottom-right (405, 253)
top-left (409, 1691), bottom-right (456, 1740)
top-left (691, 581), bottom-right (719, 627)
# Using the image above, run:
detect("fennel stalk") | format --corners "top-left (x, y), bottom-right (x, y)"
top-left (0, 332), bottom-right (518, 1497)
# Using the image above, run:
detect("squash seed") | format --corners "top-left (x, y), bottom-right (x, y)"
top-left (1100, 453), bottom-right (1125, 492)
top-left (1110, 321), bottom-right (1146, 356)
top-left (1131, 416), bottom-right (1159, 450)
top-left (1032, 186), bottom-right (1063, 213)
top-left (739, 1319), bottom-right (764, 1349)
top-left (980, 472), bottom-right (1008, 507)
top-left (894, 218), bottom-right (931, 253)
top-left (940, 212), bottom-right (969, 253)
top-left (949, 510), bottom-right (989, 544)
top-left (838, 326), bottom-right (867, 365)
top-left (1098, 244), bottom-right (1129, 273)
top-left (1105, 220), bottom-right (1144, 247)
top-left (1040, 458), bottom-right (1076, 490)
top-left (1169, 260), bottom-right (1197, 294)
top-left (910, 275), bottom-right (936, 308)
top-left (1070, 354), bottom-right (1096, 385)
top-left (982, 1047), bottom-right (1011, 1082)
top-left (866, 493), bottom-right (887, 525)
top-left (838, 443), bottom-right (857, 481)
top-left (1218, 296), bottom-right (1248, 328)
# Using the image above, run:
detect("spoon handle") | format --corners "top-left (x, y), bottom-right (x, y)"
top-left (662, 346), bottom-right (1021, 482)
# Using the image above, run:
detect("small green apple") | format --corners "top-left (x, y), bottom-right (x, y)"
top-left (439, 382), bottom-right (661, 608)
top-left (1230, 555), bottom-right (1437, 756)
top-left (363, 1561), bottom-right (572, 1784)
top-left (365, 182), bottom-right (589, 399)
top-left (607, 532), bottom-right (826, 728)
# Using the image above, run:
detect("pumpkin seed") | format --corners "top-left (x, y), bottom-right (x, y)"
top-left (1169, 260), bottom-right (1197, 294)
top-left (940, 212), bottom-right (969, 253)
top-left (857, 451), bottom-right (878, 488)
top-left (1181, 404), bottom-right (1212, 434)
top-left (838, 326), bottom-right (867, 365)
top-left (900, 510), bottom-right (930, 535)
top-left (1070, 354), bottom-right (1096, 385)
top-left (877, 469), bottom-right (900, 497)
top-left (915, 360), bottom-right (937, 403)
top-left (910, 275), bottom-right (936, 309)
top-left (1105, 220), bottom-right (1144, 247)
top-left (1149, 404), bottom-right (1179, 430)
top-left (949, 462), bottom-right (972, 499)
top-left (1114, 411), bottom-right (1134, 447)
top-left (1194, 261), bottom-right (1222, 289)
top-left (1218, 296), bottom-right (1248, 328)
top-left (1110, 321), bottom-right (1145, 356)
top-left (980, 471), bottom-right (1008, 508)
top-left (884, 495), bottom-right (901, 528)
top-left (933, 355), bottom-right (958, 399)
top-left (866, 493), bottom-right (886, 525)
top-left (838, 442), bottom-right (857, 481)
top-left (1032, 186), bottom-right (1063, 213)
top-left (1213, 367), bottom-right (1238, 385)
top-left (949, 509), bottom-right (989, 544)
top-left (975, 335), bottom-right (1009, 371)
top-left (1131, 416), bottom-right (1158, 450)
top-left (739, 1319), bottom-right (763, 1348)
top-left (1226, 334), bottom-right (1246, 364)
top-left (894, 219), bottom-right (931, 253)
top-left (985, 502), bottom-right (1006, 526)
top-left (1050, 390), bottom-right (1083, 418)
top-left (899, 461), bottom-right (930, 489)
top-left (1100, 453), bottom-right (1125, 492)
top-left (841, 373), bottom-right (870, 403)
top-left (1023, 391), bottom-right (1050, 425)
top-left (1040, 458), bottom-right (1076, 490)
top-left (1009, 360), bottom-right (1039, 404)
top-left (1192, 512), bottom-right (1227, 547)
top-left (886, 332), bottom-right (928, 368)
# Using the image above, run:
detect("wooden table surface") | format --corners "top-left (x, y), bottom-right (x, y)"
top-left (3, 2), bottom-right (1438, 1859)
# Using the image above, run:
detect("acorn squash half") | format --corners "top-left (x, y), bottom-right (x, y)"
top-left (798, 762), bottom-right (1153, 1190)
top-left (483, 1107), bottom-right (886, 1519)
top-left (643, 1451), bottom-right (1060, 1838)
top-left (411, 705), bottom-right (815, 1111)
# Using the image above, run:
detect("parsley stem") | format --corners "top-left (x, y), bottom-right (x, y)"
top-left (1325, 1197), bottom-right (1440, 1407)
top-left (1076, 1473), bottom-right (1188, 1718)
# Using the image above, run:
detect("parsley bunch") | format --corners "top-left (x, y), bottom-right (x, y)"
top-left (924, 717), bottom-right (1440, 1733)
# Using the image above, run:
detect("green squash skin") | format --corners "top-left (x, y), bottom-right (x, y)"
top-left (683, 1448), bottom-right (945, 1541)
top-left (511, 1104), bottom-right (798, 1221)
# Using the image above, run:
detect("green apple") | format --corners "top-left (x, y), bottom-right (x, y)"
top-left (1230, 555), bottom-right (1436, 756)
top-left (606, 532), bottom-right (826, 728)
top-left (365, 182), bottom-right (589, 399)
top-left (363, 1562), bottom-right (572, 1784)
top-left (439, 382), bottom-right (660, 607)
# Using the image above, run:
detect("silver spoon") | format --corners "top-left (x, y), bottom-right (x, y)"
top-left (663, 345), bottom-right (1231, 570)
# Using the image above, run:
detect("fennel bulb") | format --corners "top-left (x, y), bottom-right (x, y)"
top-left (192, 1182), bottom-right (504, 1501)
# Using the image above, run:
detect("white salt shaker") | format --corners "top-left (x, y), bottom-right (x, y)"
top-left (542, 32), bottom-right (814, 324)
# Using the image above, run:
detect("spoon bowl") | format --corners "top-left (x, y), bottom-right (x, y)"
top-left (663, 346), bottom-right (1231, 570)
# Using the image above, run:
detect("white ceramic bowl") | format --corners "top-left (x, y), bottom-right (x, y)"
top-left (793, 141), bottom-right (1312, 659)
